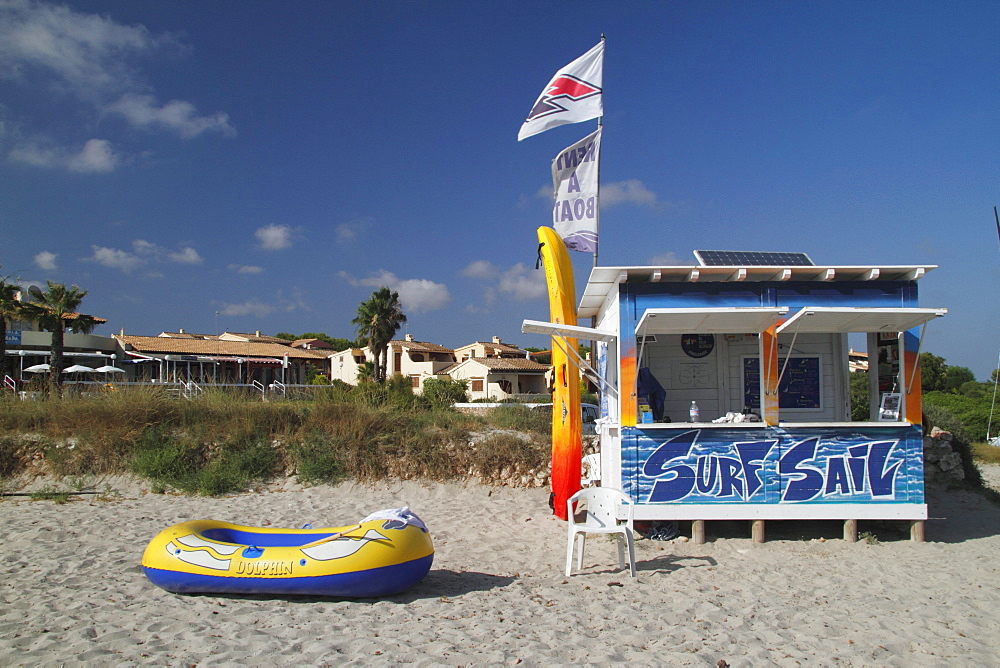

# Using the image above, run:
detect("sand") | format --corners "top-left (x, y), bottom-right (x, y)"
top-left (1, 469), bottom-right (999, 666)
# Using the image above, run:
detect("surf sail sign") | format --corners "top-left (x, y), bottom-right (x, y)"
top-left (622, 425), bottom-right (925, 508)
top-left (551, 127), bottom-right (601, 253)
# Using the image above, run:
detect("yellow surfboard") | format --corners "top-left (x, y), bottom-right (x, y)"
top-left (537, 226), bottom-right (582, 520)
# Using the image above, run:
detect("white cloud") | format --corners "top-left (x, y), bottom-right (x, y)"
top-left (85, 239), bottom-right (203, 272)
top-left (218, 299), bottom-right (274, 318)
top-left (601, 179), bottom-right (658, 208)
top-left (106, 94), bottom-right (235, 139)
top-left (167, 246), bottom-right (203, 265)
top-left (461, 260), bottom-right (499, 280)
top-left (463, 260), bottom-right (546, 303)
top-left (531, 178), bottom-right (659, 210)
top-left (9, 137), bottom-right (121, 172)
top-left (277, 287), bottom-right (310, 313)
top-left (497, 262), bottom-right (546, 301)
top-left (341, 269), bottom-right (451, 314)
top-left (132, 239), bottom-right (159, 255)
top-left (0, 0), bottom-right (163, 99)
top-left (68, 138), bottom-right (120, 172)
top-left (335, 219), bottom-right (371, 243)
top-left (0, 0), bottom-right (233, 172)
top-left (228, 263), bottom-right (263, 274)
top-left (33, 250), bottom-right (57, 271)
top-left (88, 245), bottom-right (143, 273)
top-left (647, 251), bottom-right (695, 266)
top-left (255, 224), bottom-right (293, 250)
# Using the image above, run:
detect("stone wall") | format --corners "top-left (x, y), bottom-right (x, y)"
top-left (923, 426), bottom-right (965, 484)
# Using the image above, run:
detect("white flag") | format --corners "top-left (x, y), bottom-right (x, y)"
top-left (551, 128), bottom-right (600, 253)
top-left (518, 41), bottom-right (604, 142)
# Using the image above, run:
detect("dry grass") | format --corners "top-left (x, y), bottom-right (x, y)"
top-left (0, 384), bottom-right (550, 494)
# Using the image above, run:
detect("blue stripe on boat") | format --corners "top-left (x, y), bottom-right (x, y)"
top-left (142, 554), bottom-right (433, 598)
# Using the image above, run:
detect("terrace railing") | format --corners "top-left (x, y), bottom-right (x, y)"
top-left (182, 381), bottom-right (203, 400)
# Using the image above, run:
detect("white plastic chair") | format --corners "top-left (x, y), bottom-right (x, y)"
top-left (565, 487), bottom-right (636, 578)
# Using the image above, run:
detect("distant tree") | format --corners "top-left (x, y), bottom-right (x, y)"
top-left (351, 287), bottom-right (407, 383)
top-left (355, 361), bottom-right (377, 383)
top-left (850, 371), bottom-right (871, 421)
top-left (958, 380), bottom-right (986, 399)
top-left (275, 331), bottom-right (353, 351)
top-left (0, 268), bottom-right (24, 379)
top-left (944, 366), bottom-right (976, 393)
top-left (919, 353), bottom-right (948, 392)
top-left (19, 281), bottom-right (98, 395)
top-left (523, 347), bottom-right (551, 365)
top-left (307, 372), bottom-right (331, 385)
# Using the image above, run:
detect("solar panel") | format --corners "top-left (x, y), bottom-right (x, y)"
top-left (694, 250), bottom-right (815, 267)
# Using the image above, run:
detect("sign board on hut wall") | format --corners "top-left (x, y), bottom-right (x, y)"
top-left (743, 356), bottom-right (821, 410)
top-left (621, 424), bottom-right (924, 507)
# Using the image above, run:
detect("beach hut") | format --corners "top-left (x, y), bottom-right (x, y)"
top-left (526, 250), bottom-right (946, 542)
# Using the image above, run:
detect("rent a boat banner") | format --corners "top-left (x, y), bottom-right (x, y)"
top-left (622, 425), bottom-right (924, 506)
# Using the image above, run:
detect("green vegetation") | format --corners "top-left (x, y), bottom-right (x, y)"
top-left (918, 352), bottom-right (999, 441)
top-left (274, 332), bottom-right (354, 351)
top-left (352, 287), bottom-right (407, 383)
top-left (28, 487), bottom-right (72, 504)
top-left (0, 383), bottom-right (549, 495)
top-left (421, 378), bottom-right (469, 407)
top-left (859, 530), bottom-right (880, 546)
top-left (17, 281), bottom-right (99, 396)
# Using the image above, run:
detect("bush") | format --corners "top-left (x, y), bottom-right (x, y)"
top-left (291, 431), bottom-right (346, 485)
top-left (923, 392), bottom-right (992, 441)
top-left (130, 427), bottom-right (278, 495)
top-left (469, 432), bottom-right (547, 482)
top-left (922, 402), bottom-right (984, 488)
top-left (484, 404), bottom-right (550, 435)
top-left (199, 438), bottom-right (279, 495)
top-left (0, 436), bottom-right (26, 479)
top-left (130, 428), bottom-right (202, 493)
top-left (421, 378), bottom-right (468, 407)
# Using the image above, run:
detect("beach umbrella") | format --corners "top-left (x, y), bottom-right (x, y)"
top-left (94, 365), bottom-right (126, 374)
top-left (24, 363), bottom-right (50, 373)
top-left (62, 364), bottom-right (95, 374)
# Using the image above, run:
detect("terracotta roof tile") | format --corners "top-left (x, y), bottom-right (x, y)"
top-left (115, 335), bottom-right (328, 360)
top-left (450, 357), bottom-right (549, 372)
top-left (389, 339), bottom-right (454, 353)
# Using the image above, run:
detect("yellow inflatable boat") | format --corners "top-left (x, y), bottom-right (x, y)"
top-left (142, 507), bottom-right (433, 597)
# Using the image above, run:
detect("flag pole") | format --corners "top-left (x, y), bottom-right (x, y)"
top-left (590, 34), bottom-right (606, 392)
top-left (594, 33), bottom-right (605, 270)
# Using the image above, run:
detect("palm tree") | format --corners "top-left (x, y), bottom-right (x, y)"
top-left (0, 269), bottom-right (24, 380)
top-left (351, 287), bottom-right (407, 383)
top-left (19, 281), bottom-right (99, 394)
top-left (355, 361), bottom-right (378, 383)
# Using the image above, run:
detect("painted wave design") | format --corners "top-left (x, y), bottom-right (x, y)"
top-left (621, 425), bottom-right (923, 505)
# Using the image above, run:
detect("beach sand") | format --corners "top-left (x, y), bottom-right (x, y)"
top-left (1, 469), bottom-right (998, 666)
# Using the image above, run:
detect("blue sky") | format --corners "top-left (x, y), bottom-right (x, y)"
top-left (1, 1), bottom-right (998, 378)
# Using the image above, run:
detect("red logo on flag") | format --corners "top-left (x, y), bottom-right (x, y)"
top-left (526, 75), bottom-right (602, 121)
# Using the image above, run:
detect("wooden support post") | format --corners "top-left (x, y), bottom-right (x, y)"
top-left (751, 519), bottom-right (765, 543)
top-left (910, 520), bottom-right (925, 542)
top-left (844, 519), bottom-right (858, 543)
top-left (691, 520), bottom-right (706, 545)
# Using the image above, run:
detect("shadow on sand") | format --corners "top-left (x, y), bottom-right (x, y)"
top-left (638, 484), bottom-right (1000, 545)
top-left (188, 569), bottom-right (517, 604)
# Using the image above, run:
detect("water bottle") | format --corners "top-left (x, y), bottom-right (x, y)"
top-left (689, 401), bottom-right (699, 422)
